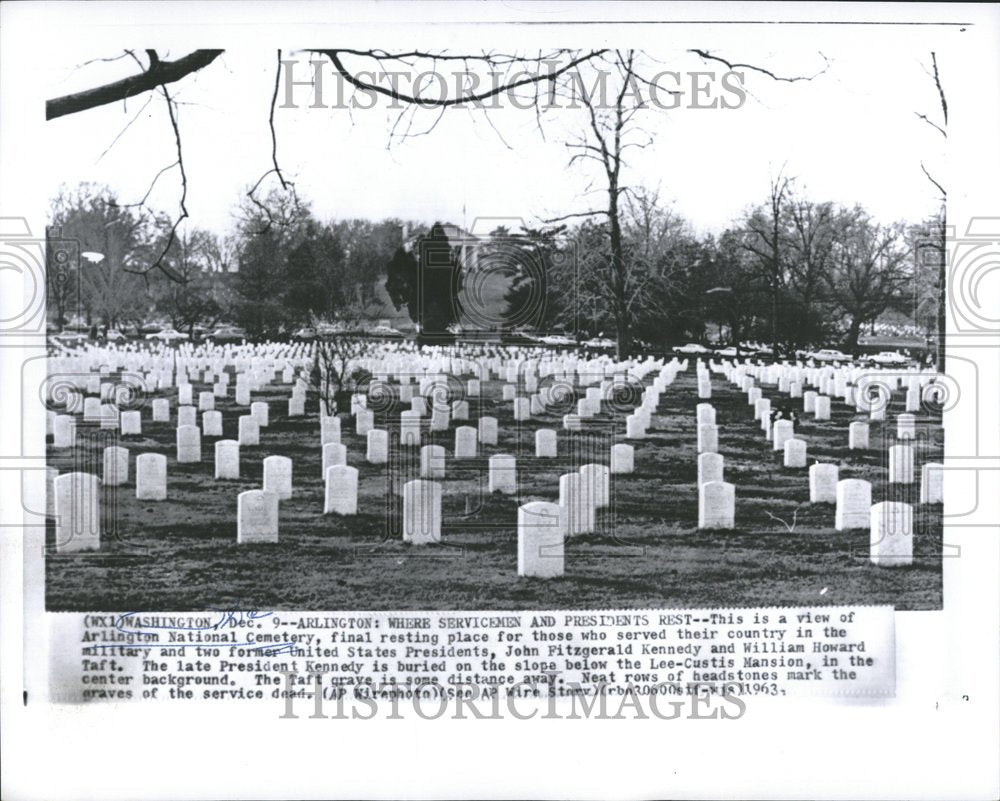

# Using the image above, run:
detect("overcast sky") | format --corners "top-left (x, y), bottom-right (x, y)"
top-left (42, 38), bottom-right (949, 238)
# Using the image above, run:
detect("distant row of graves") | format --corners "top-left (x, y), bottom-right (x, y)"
top-left (46, 339), bottom-right (944, 577)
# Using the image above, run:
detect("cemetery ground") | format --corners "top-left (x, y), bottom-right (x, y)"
top-left (46, 365), bottom-right (943, 612)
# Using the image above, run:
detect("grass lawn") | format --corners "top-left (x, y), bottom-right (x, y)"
top-left (46, 363), bottom-right (943, 611)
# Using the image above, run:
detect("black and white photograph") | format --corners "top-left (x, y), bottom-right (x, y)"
top-left (38, 29), bottom-right (954, 613)
top-left (2, 3), bottom-right (998, 800)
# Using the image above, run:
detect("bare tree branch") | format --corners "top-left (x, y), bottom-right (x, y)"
top-left (47, 49), bottom-right (224, 120)
top-left (930, 52), bottom-right (948, 126)
top-left (269, 49), bottom-right (291, 190)
top-left (312, 49), bottom-right (606, 108)
top-left (541, 210), bottom-right (608, 224)
top-left (920, 161), bottom-right (946, 201)
top-left (123, 81), bottom-right (187, 281)
top-left (688, 49), bottom-right (829, 83)
top-left (914, 111), bottom-right (947, 139)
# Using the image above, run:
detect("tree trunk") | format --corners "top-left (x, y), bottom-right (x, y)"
top-left (770, 281), bottom-right (779, 356)
top-left (844, 316), bottom-right (862, 351)
top-left (609, 190), bottom-right (631, 360)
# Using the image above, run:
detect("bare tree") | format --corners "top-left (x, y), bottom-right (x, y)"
top-left (47, 45), bottom-right (826, 355)
top-left (308, 297), bottom-right (384, 416)
top-left (741, 171), bottom-right (793, 355)
top-left (826, 209), bottom-right (911, 351)
top-left (915, 52), bottom-right (947, 370)
top-left (785, 198), bottom-right (839, 347)
top-left (539, 51), bottom-right (683, 358)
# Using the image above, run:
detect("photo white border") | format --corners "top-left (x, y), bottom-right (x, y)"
top-left (2, 3), bottom-right (998, 799)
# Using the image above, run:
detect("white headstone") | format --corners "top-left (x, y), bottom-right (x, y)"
top-left (46, 466), bottom-right (59, 518)
top-left (120, 410), bottom-right (142, 436)
top-left (399, 410), bottom-right (421, 447)
top-left (488, 455), bottom-right (517, 495)
top-left (896, 413), bottom-right (916, 440)
top-left (517, 501), bottom-right (565, 578)
top-left (430, 409), bottom-right (450, 432)
top-left (54, 472), bottom-right (100, 552)
top-left (366, 429), bottom-right (388, 464)
top-left (697, 423), bottom-right (718, 454)
top-left (198, 391), bottom-right (215, 412)
top-left (625, 415), bottom-right (646, 439)
top-left (214, 439), bottom-right (240, 479)
top-left (514, 397), bottom-right (531, 421)
top-left (402, 479), bottom-right (442, 544)
top-left (288, 396), bottom-right (305, 417)
top-left (420, 445), bottom-right (446, 479)
top-left (238, 415), bottom-right (260, 446)
top-left (559, 472), bottom-right (592, 536)
top-left (920, 462), bottom-right (944, 504)
top-left (697, 403), bottom-right (716, 425)
top-left (324, 465), bottom-right (359, 515)
top-left (535, 429), bottom-right (558, 458)
top-left (263, 455), bottom-right (293, 499)
top-left (562, 414), bottom-right (582, 432)
top-left (772, 420), bottom-right (794, 451)
top-left (698, 481), bottom-right (735, 529)
top-left (835, 479), bottom-right (872, 530)
top-left (455, 426), bottom-right (478, 459)
top-left (237, 490), bottom-right (279, 544)
top-left (322, 442), bottom-right (347, 476)
top-left (697, 452), bottom-right (724, 487)
top-left (321, 415), bottom-right (342, 445)
top-left (579, 463), bottom-right (610, 509)
top-left (136, 454), bottom-right (167, 500)
top-left (82, 397), bottom-right (101, 422)
top-left (753, 398), bottom-right (771, 422)
top-left (199, 410), bottom-right (222, 437)
top-left (888, 444), bottom-right (914, 483)
top-left (478, 416), bottom-right (498, 446)
top-left (176, 424), bottom-right (201, 463)
top-left (870, 502), bottom-right (913, 566)
top-left (849, 421), bottom-right (869, 450)
top-left (355, 409), bottom-right (374, 436)
top-left (53, 415), bottom-right (76, 448)
top-left (803, 391), bottom-right (817, 413)
top-left (102, 446), bottom-right (129, 487)
top-left (177, 405), bottom-right (197, 429)
top-left (783, 438), bottom-right (807, 468)
top-left (99, 403), bottom-right (119, 430)
top-left (251, 401), bottom-right (269, 428)
top-left (152, 398), bottom-right (170, 422)
top-left (809, 463), bottom-right (838, 503)
top-left (814, 395), bottom-right (831, 421)
top-left (610, 443), bottom-right (634, 474)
